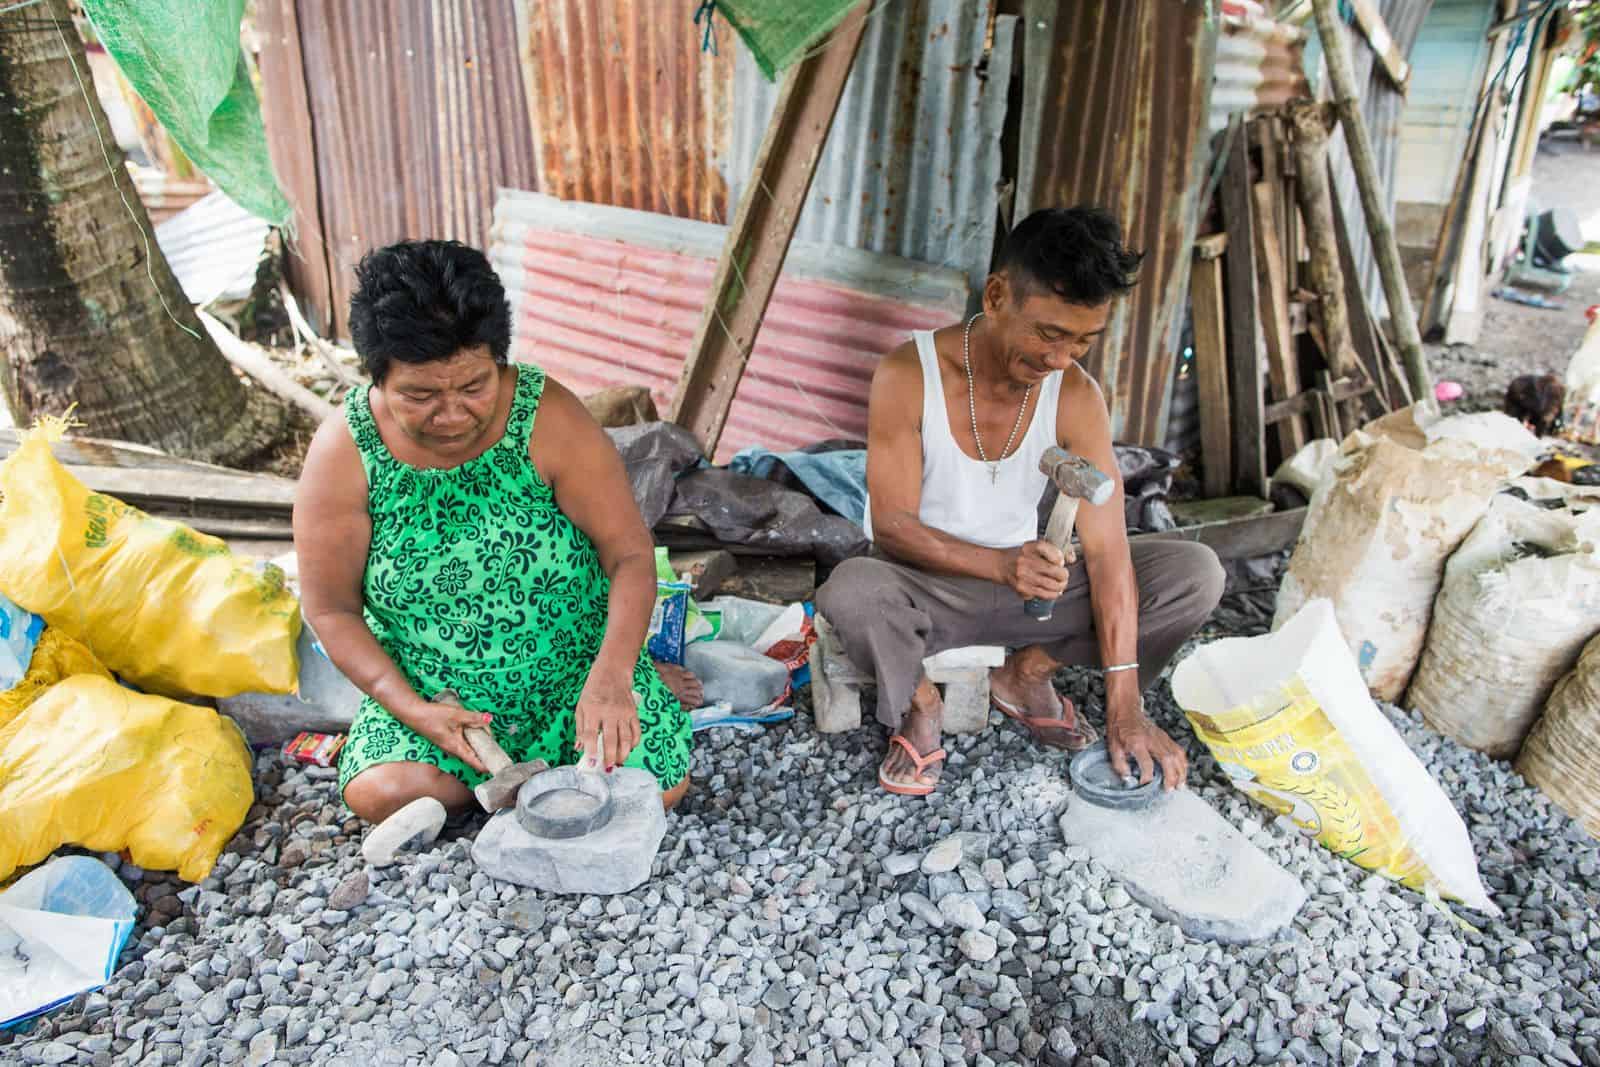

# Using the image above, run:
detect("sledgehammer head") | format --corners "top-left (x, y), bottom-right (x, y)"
top-left (1039, 446), bottom-right (1114, 506)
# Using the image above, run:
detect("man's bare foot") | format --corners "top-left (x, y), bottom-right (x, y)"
top-left (990, 647), bottom-right (1077, 722)
top-left (654, 660), bottom-right (704, 710)
top-left (989, 646), bottom-right (1097, 751)
top-left (880, 678), bottom-right (945, 791)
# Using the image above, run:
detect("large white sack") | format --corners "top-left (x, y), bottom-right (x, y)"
top-left (1274, 404), bottom-right (1542, 701)
top-left (1409, 494), bottom-right (1600, 758)
top-left (1173, 598), bottom-right (1497, 914)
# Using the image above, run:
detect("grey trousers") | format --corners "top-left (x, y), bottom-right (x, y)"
top-left (815, 540), bottom-right (1226, 729)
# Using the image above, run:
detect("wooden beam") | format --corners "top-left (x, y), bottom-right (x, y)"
top-left (1347, 0), bottom-right (1411, 91)
top-left (1131, 507), bottom-right (1308, 562)
top-left (1263, 377), bottom-right (1373, 426)
top-left (1189, 247), bottom-right (1233, 498)
top-left (198, 310), bottom-right (337, 424)
top-left (1328, 185), bottom-right (1406, 410)
top-left (1219, 120), bottom-right (1268, 498)
top-left (1312, 0), bottom-right (1432, 402)
top-left (667, 5), bottom-right (870, 455)
top-left (1253, 181), bottom-right (1309, 456)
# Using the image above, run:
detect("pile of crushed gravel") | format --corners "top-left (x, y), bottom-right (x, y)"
top-left (5, 634), bottom-right (1598, 1067)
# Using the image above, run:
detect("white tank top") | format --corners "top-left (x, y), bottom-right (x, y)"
top-left (865, 329), bottom-right (1063, 549)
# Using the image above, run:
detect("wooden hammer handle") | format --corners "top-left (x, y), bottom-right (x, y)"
top-left (1041, 493), bottom-right (1083, 566)
top-left (436, 690), bottom-right (513, 775)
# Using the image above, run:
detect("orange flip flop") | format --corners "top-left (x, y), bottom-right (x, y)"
top-left (878, 734), bottom-right (947, 796)
top-left (992, 692), bottom-right (1099, 751)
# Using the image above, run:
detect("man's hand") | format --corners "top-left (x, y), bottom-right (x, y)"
top-left (1000, 540), bottom-right (1072, 601)
top-left (575, 669), bottom-right (642, 771)
top-left (404, 695), bottom-right (490, 775)
top-left (1106, 695), bottom-right (1188, 791)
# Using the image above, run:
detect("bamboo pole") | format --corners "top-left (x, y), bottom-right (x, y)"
top-left (1311, 0), bottom-right (1433, 403)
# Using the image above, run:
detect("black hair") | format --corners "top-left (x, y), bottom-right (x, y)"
top-left (995, 206), bottom-right (1144, 306)
top-left (347, 239), bottom-right (513, 383)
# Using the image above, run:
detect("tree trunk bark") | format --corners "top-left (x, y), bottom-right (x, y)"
top-left (0, 0), bottom-right (287, 465)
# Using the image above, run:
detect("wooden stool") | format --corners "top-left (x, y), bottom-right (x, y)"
top-left (811, 614), bottom-right (1005, 735)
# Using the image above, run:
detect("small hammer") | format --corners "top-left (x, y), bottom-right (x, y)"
top-left (435, 689), bottom-right (548, 812)
top-left (1027, 446), bottom-right (1114, 621)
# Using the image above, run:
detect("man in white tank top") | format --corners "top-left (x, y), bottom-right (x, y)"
top-left (816, 208), bottom-right (1224, 797)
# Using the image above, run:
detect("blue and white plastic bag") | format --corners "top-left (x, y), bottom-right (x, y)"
top-left (0, 593), bottom-right (43, 691)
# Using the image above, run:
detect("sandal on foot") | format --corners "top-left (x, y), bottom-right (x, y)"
top-left (991, 691), bottom-right (1099, 751)
top-left (878, 734), bottom-right (947, 797)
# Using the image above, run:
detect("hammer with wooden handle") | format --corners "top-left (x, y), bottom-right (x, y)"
top-left (1027, 446), bottom-right (1115, 621)
top-left (434, 689), bottom-right (548, 812)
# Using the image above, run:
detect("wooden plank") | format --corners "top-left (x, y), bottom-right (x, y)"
top-left (66, 467), bottom-right (295, 515)
top-left (668, 4), bottom-right (870, 455)
top-left (1253, 181), bottom-right (1309, 456)
top-left (1348, 0), bottom-right (1411, 91)
top-left (1194, 232), bottom-right (1229, 260)
top-left (1328, 185), bottom-right (1403, 411)
top-left (1219, 120), bottom-right (1268, 498)
top-left (1264, 378), bottom-right (1373, 425)
top-left (1189, 249), bottom-right (1233, 498)
top-left (1131, 507), bottom-right (1308, 562)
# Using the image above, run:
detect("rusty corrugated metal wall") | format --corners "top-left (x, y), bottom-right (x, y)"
top-left (515, 0), bottom-right (737, 224)
top-left (257, 0), bottom-right (539, 337)
top-left (1016, 0), bottom-right (1216, 446)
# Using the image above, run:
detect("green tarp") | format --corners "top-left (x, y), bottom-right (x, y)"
top-left (82, 0), bottom-right (289, 225)
top-left (712, 0), bottom-right (861, 81)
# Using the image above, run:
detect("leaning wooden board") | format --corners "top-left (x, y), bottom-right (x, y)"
top-left (0, 428), bottom-right (295, 518)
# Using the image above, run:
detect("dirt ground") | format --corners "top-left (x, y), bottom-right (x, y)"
top-left (1425, 136), bottom-right (1600, 414)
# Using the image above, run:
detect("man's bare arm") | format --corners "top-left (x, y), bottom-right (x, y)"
top-left (1066, 370), bottom-right (1187, 788)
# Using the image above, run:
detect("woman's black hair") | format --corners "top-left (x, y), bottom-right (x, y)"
top-left (348, 239), bottom-right (513, 383)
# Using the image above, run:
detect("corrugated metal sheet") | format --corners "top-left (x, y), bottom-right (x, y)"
top-left (257, 1), bottom-right (540, 338)
top-left (724, 3), bottom-right (1016, 295)
top-left (128, 163), bottom-right (211, 224)
top-left (1210, 0), bottom-right (1310, 133)
top-left (1315, 0), bottom-right (1437, 317)
top-left (490, 190), bottom-right (968, 462)
top-left (1016, 0), bottom-right (1216, 446)
top-left (1394, 0), bottom-right (1497, 207)
top-left (154, 191), bottom-right (270, 306)
top-left (515, 0), bottom-right (737, 224)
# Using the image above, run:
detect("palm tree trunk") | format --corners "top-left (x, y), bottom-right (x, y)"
top-left (0, 0), bottom-right (287, 465)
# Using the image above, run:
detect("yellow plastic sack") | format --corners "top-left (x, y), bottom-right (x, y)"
top-left (0, 418), bottom-right (300, 698)
top-left (0, 675), bottom-right (254, 883)
top-left (0, 626), bottom-right (111, 731)
top-left (1173, 599), bottom-right (1497, 914)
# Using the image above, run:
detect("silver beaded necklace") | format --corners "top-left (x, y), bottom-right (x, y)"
top-left (963, 312), bottom-right (1031, 485)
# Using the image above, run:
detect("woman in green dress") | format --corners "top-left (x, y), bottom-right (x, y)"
top-left (293, 240), bottom-right (690, 823)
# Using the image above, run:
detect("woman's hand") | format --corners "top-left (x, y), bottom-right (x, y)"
top-left (405, 693), bottom-right (491, 775)
top-left (574, 670), bottom-right (642, 771)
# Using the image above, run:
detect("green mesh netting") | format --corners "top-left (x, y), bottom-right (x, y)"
top-left (711, 0), bottom-right (861, 81)
top-left (82, 0), bottom-right (290, 224)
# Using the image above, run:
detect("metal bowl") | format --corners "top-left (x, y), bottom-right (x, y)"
top-left (1068, 742), bottom-right (1162, 811)
top-left (515, 767), bottom-right (615, 839)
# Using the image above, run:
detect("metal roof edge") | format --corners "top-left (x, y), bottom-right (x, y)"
top-left (493, 187), bottom-right (969, 313)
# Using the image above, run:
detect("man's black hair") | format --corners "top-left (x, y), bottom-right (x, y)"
top-left (348, 239), bottom-right (513, 384)
top-left (995, 206), bottom-right (1144, 306)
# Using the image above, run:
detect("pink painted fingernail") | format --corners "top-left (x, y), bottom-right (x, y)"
top-left (482, 713), bottom-right (492, 723)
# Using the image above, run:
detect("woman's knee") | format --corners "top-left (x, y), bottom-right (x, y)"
top-left (343, 761), bottom-right (473, 824)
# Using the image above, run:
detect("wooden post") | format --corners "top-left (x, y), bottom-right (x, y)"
top-left (1253, 180), bottom-right (1308, 456)
top-left (1190, 235), bottom-right (1233, 498)
top-left (1311, 0), bottom-right (1433, 403)
top-left (1288, 100), bottom-right (1363, 429)
top-left (668, 5), bottom-right (870, 456)
top-left (1219, 120), bottom-right (1268, 498)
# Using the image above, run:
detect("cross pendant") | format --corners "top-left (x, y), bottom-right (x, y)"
top-left (988, 464), bottom-right (999, 485)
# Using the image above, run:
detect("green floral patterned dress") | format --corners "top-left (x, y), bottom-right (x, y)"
top-left (336, 364), bottom-right (691, 798)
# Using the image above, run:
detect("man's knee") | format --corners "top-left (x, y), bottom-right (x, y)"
top-left (816, 556), bottom-right (901, 625)
top-left (1174, 543), bottom-right (1226, 625)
